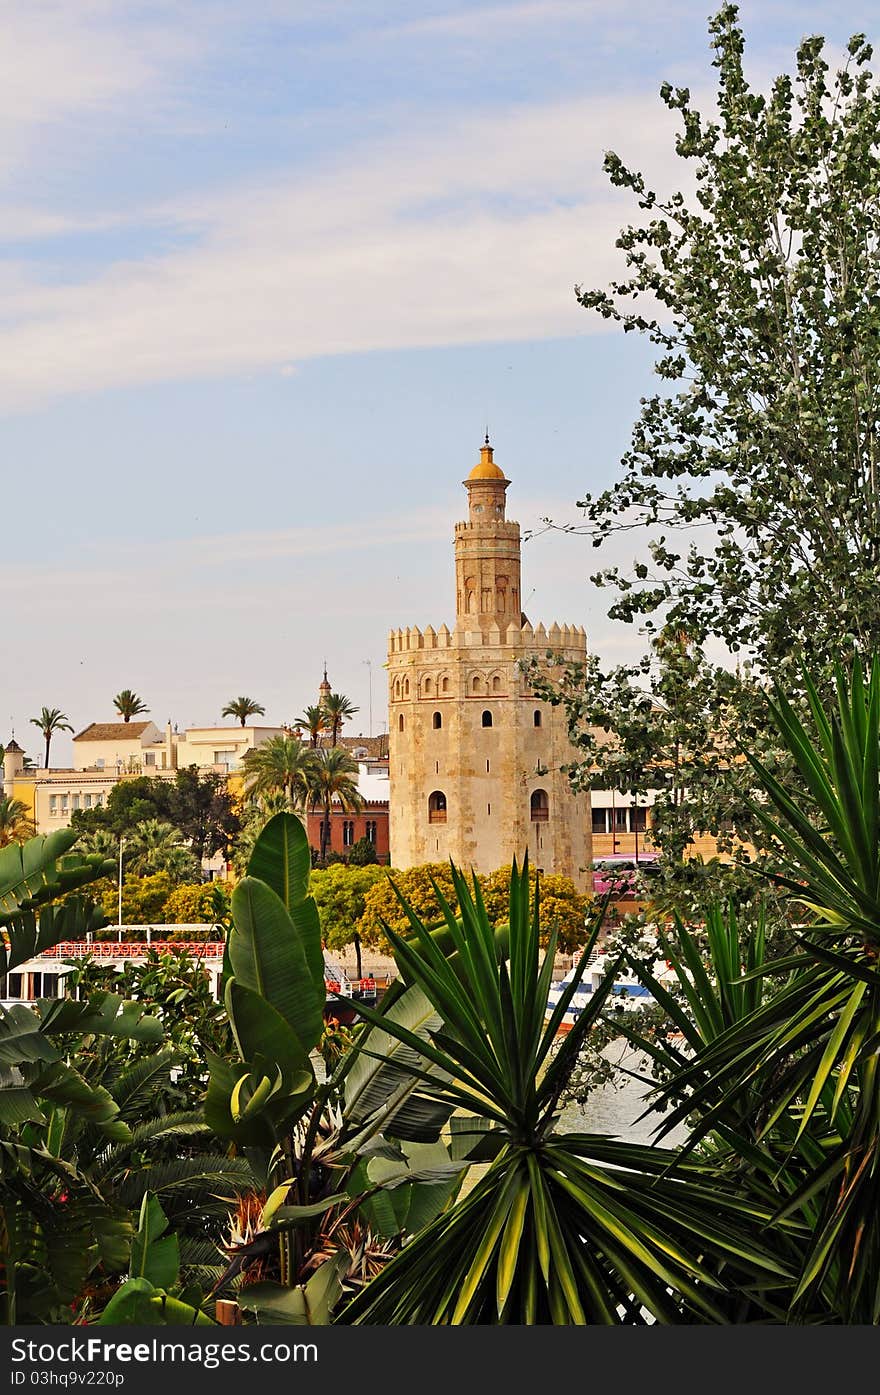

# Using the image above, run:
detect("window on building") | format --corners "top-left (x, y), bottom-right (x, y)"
top-left (442, 677), bottom-right (450, 693)
top-left (49, 795), bottom-right (58, 815)
top-left (591, 808), bottom-right (608, 834)
top-left (530, 789), bottom-right (549, 822)
top-left (71, 794), bottom-right (80, 811)
top-left (492, 676), bottom-right (501, 693)
top-left (424, 677), bottom-right (432, 694)
top-left (534, 710), bottom-right (542, 728)
top-left (60, 795), bottom-right (68, 814)
top-left (630, 807), bottom-right (648, 832)
top-left (343, 821), bottom-right (354, 847)
top-left (398, 714), bottom-right (405, 731)
top-left (0, 973), bottom-right (23, 999)
top-left (404, 679), bottom-right (410, 696)
top-left (471, 675), bottom-right (482, 694)
top-left (83, 793), bottom-right (92, 809)
top-left (433, 711), bottom-right (442, 729)
top-left (144, 752), bottom-right (155, 766)
top-left (366, 821), bottom-right (376, 844)
top-left (95, 793), bottom-right (104, 807)
top-left (95, 758), bottom-right (105, 770)
top-left (428, 791), bottom-right (447, 823)
top-left (31, 973), bottom-right (59, 999)
top-left (481, 710), bottom-right (493, 728)
top-left (613, 808), bottom-right (628, 831)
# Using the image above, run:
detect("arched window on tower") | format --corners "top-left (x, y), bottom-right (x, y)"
top-left (442, 677), bottom-right (450, 693)
top-left (428, 791), bottom-right (447, 824)
top-left (472, 675), bottom-right (482, 694)
top-left (530, 789), bottom-right (549, 822)
top-left (533, 710), bottom-right (542, 728)
top-left (481, 710), bottom-right (493, 728)
top-left (424, 676), bottom-right (432, 695)
top-left (433, 711), bottom-right (442, 729)
top-left (492, 675), bottom-right (501, 693)
top-left (404, 678), bottom-right (410, 696)
top-left (398, 714), bottom-right (405, 732)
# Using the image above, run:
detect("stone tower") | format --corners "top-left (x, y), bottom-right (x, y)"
top-left (387, 439), bottom-right (591, 887)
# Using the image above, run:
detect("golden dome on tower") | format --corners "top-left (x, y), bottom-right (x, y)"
top-left (467, 435), bottom-right (508, 482)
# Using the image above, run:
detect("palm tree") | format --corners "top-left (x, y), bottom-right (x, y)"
top-left (240, 736), bottom-right (317, 806)
top-left (75, 828), bottom-right (119, 860)
top-left (321, 692), bottom-right (359, 746)
top-left (0, 796), bottom-right (36, 847)
top-left (127, 819), bottom-right (199, 882)
top-left (221, 696), bottom-right (266, 727)
top-left (29, 707), bottom-right (73, 769)
top-left (294, 705), bottom-right (327, 749)
top-left (113, 690), bottom-right (149, 723)
top-left (308, 747), bottom-right (363, 863)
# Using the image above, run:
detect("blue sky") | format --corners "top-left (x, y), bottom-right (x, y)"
top-left (2, 0), bottom-right (875, 763)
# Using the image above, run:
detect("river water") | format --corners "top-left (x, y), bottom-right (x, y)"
top-left (559, 1040), bottom-right (688, 1146)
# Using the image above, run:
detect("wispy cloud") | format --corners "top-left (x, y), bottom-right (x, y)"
top-left (0, 89), bottom-right (687, 409)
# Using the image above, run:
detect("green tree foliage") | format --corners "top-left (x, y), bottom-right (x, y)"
top-left (348, 835), bottom-right (378, 866)
top-left (0, 795), bottom-right (36, 847)
top-left (357, 863), bottom-right (460, 951)
top-left (294, 705), bottom-right (327, 748)
top-left (310, 864), bottom-right (386, 954)
top-left (480, 865), bottom-right (591, 954)
top-left (240, 737), bottom-right (316, 807)
top-left (541, 7), bottom-right (880, 905)
top-left (577, 6), bottom-right (880, 678)
top-left (308, 748), bottom-right (363, 865)
top-left (113, 690), bottom-right (149, 723)
top-left (161, 881), bottom-right (230, 925)
top-left (357, 863), bottom-right (592, 955)
top-left (320, 692), bottom-right (359, 746)
top-left (71, 776), bottom-right (173, 837)
top-left (125, 820), bottom-right (200, 884)
top-left (167, 767), bottom-right (240, 862)
top-left (221, 696), bottom-right (265, 727)
top-left (98, 873), bottom-right (174, 927)
top-left (28, 707), bottom-right (73, 769)
top-left (71, 769), bottom-right (239, 865)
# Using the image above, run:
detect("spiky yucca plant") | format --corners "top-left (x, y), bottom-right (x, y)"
top-left (340, 861), bottom-right (788, 1324)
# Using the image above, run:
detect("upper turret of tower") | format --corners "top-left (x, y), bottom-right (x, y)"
top-left (463, 436), bottom-right (510, 526)
top-left (454, 436), bottom-right (521, 631)
top-left (466, 436), bottom-right (507, 483)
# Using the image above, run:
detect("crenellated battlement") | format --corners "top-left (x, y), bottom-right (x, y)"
top-left (454, 520), bottom-right (519, 535)
top-left (387, 620), bottom-right (587, 656)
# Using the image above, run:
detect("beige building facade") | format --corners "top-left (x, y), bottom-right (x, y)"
top-left (387, 439), bottom-right (592, 888)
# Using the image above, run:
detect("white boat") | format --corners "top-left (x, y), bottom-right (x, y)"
top-left (546, 952), bottom-right (669, 1033)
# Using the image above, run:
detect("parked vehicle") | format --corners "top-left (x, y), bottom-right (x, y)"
top-left (591, 855), bottom-right (660, 897)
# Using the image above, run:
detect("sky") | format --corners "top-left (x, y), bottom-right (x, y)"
top-left (2, 0), bottom-right (876, 765)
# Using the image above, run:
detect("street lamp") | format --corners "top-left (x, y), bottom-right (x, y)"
top-left (117, 836), bottom-right (126, 934)
top-left (362, 659), bottom-right (373, 737)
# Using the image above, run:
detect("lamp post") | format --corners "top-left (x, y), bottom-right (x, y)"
top-left (362, 659), bottom-right (373, 737)
top-left (117, 836), bottom-right (125, 934)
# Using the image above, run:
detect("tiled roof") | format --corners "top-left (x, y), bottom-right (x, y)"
top-left (320, 735), bottom-right (389, 757)
top-left (73, 722), bottom-right (153, 742)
